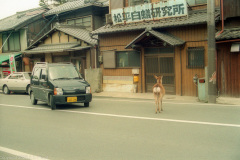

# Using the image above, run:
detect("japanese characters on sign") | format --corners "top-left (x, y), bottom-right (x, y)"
top-left (111, 0), bottom-right (188, 25)
top-left (9, 55), bottom-right (16, 74)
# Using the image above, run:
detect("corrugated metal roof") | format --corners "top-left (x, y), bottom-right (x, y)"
top-left (45, 0), bottom-right (109, 16)
top-left (216, 27), bottom-right (240, 41)
top-left (125, 29), bottom-right (185, 49)
top-left (92, 9), bottom-right (220, 35)
top-left (0, 8), bottom-right (46, 32)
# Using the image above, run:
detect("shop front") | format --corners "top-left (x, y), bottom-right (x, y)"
top-left (0, 53), bottom-right (22, 78)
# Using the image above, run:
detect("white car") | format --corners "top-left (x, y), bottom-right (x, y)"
top-left (0, 72), bottom-right (31, 95)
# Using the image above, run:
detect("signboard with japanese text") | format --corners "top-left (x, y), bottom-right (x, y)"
top-left (111, 0), bottom-right (188, 25)
top-left (9, 55), bottom-right (16, 74)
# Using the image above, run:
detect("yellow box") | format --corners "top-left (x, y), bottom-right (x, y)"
top-left (133, 76), bottom-right (139, 83)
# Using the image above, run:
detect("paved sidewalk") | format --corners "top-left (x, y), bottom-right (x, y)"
top-left (93, 92), bottom-right (240, 106)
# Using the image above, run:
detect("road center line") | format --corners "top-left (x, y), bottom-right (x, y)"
top-left (1, 103), bottom-right (240, 128)
top-left (0, 146), bottom-right (49, 160)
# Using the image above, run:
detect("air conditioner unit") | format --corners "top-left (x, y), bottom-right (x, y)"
top-left (106, 14), bottom-right (113, 24)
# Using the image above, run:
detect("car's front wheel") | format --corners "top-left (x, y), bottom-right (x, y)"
top-left (3, 85), bottom-right (10, 94)
top-left (84, 102), bottom-right (89, 107)
top-left (49, 95), bottom-right (56, 110)
top-left (30, 92), bottom-right (37, 105)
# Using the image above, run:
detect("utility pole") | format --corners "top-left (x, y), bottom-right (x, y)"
top-left (207, 0), bottom-right (217, 103)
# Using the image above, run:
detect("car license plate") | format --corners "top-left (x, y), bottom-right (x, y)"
top-left (67, 97), bottom-right (77, 102)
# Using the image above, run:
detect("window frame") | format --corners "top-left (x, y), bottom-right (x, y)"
top-left (66, 15), bottom-right (93, 31)
top-left (128, 0), bottom-right (150, 6)
top-left (116, 51), bottom-right (141, 68)
top-left (2, 32), bottom-right (21, 53)
top-left (187, 0), bottom-right (207, 6)
top-left (187, 47), bottom-right (205, 69)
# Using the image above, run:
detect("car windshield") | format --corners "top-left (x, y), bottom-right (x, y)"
top-left (24, 73), bottom-right (31, 79)
top-left (49, 65), bottom-right (82, 80)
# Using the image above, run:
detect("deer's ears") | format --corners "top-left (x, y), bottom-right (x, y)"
top-left (154, 75), bottom-right (163, 79)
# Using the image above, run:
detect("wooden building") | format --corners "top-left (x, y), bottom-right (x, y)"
top-left (216, 0), bottom-right (240, 97)
top-left (0, 7), bottom-right (49, 78)
top-left (23, 0), bottom-right (109, 73)
top-left (92, 0), bottom-right (220, 96)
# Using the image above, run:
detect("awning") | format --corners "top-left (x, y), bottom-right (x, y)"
top-left (0, 53), bottom-right (22, 65)
top-left (125, 29), bottom-right (185, 49)
top-left (24, 43), bottom-right (91, 54)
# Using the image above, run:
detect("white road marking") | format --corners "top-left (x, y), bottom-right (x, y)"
top-left (0, 103), bottom-right (240, 128)
top-left (93, 98), bottom-right (239, 106)
top-left (0, 146), bottom-right (49, 160)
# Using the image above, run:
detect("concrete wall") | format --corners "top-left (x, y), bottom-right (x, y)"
top-left (85, 68), bottom-right (102, 93)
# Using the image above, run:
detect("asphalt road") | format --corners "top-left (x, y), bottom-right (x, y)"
top-left (0, 93), bottom-right (240, 160)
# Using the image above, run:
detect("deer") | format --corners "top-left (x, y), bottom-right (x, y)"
top-left (153, 75), bottom-right (165, 114)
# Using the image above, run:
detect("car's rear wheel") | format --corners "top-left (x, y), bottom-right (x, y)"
top-left (84, 102), bottom-right (89, 107)
top-left (30, 92), bottom-right (37, 105)
top-left (50, 95), bottom-right (56, 110)
top-left (3, 85), bottom-right (10, 94)
top-left (26, 85), bottom-right (31, 95)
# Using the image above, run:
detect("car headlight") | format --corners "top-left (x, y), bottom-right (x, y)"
top-left (54, 88), bottom-right (63, 95)
top-left (86, 86), bottom-right (91, 94)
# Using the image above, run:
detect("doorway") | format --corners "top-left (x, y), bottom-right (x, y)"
top-left (145, 48), bottom-right (175, 94)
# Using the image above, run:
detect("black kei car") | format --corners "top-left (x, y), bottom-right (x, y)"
top-left (30, 62), bottom-right (92, 110)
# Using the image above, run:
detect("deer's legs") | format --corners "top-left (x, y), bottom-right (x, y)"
top-left (154, 94), bottom-right (158, 114)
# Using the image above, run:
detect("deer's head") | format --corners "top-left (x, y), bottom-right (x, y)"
top-left (154, 75), bottom-right (163, 84)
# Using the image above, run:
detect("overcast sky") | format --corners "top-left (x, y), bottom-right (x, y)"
top-left (0, 0), bottom-right (40, 20)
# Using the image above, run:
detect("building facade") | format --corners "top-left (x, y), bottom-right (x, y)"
top-left (216, 0), bottom-right (240, 97)
top-left (24, 0), bottom-right (109, 76)
top-left (0, 7), bottom-right (49, 78)
top-left (93, 0), bottom-right (221, 96)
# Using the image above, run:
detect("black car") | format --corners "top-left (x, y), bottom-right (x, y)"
top-left (30, 62), bottom-right (92, 110)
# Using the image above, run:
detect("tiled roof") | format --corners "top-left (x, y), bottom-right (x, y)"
top-left (92, 9), bottom-right (220, 35)
top-left (126, 29), bottom-right (185, 49)
top-left (45, 0), bottom-right (109, 16)
top-left (27, 24), bottom-right (97, 50)
top-left (216, 27), bottom-right (240, 41)
top-left (24, 42), bottom-right (91, 54)
top-left (56, 25), bottom-right (97, 45)
top-left (27, 42), bottom-right (80, 53)
top-left (0, 8), bottom-right (46, 32)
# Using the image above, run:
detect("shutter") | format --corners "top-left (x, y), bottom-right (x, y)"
top-left (103, 50), bottom-right (116, 68)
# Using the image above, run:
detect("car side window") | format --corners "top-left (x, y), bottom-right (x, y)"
top-left (18, 75), bottom-right (24, 79)
top-left (32, 68), bottom-right (41, 80)
top-left (40, 69), bottom-right (46, 80)
top-left (9, 75), bottom-right (18, 79)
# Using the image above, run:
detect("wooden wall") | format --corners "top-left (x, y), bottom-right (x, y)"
top-left (99, 31), bottom-right (143, 92)
top-left (217, 43), bottom-right (240, 97)
top-left (99, 24), bottom-right (208, 96)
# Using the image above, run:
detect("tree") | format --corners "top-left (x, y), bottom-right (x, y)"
top-left (39, 0), bottom-right (70, 7)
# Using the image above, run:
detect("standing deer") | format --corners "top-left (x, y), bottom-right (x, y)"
top-left (153, 75), bottom-right (165, 113)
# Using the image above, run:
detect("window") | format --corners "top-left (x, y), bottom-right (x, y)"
top-left (129, 0), bottom-right (150, 6)
top-left (187, 0), bottom-right (207, 6)
top-left (32, 68), bottom-right (41, 80)
top-left (40, 69), bottom-right (46, 80)
top-left (66, 16), bottom-right (92, 31)
top-left (9, 74), bottom-right (18, 79)
top-left (2, 32), bottom-right (21, 52)
top-left (187, 47), bottom-right (205, 68)
top-left (116, 51), bottom-right (140, 68)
